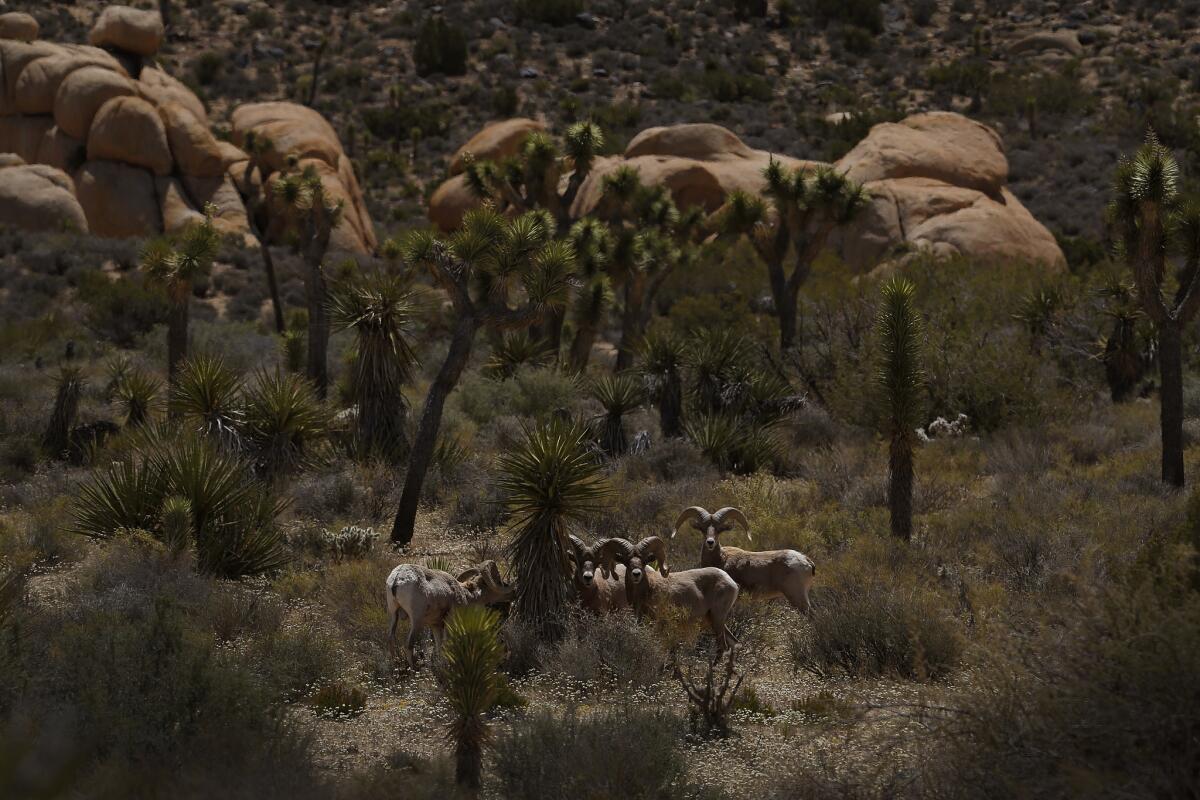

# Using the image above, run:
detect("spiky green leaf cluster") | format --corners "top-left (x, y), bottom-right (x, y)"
top-left (241, 368), bottom-right (334, 477)
top-left (874, 276), bottom-right (927, 438)
top-left (485, 331), bottom-right (554, 379)
top-left (440, 605), bottom-right (505, 786)
top-left (590, 373), bottom-right (645, 417)
top-left (140, 215), bottom-right (220, 300)
top-left (170, 354), bottom-right (245, 443)
top-left (112, 368), bottom-right (164, 427)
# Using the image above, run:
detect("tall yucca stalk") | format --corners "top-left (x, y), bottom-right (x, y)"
top-left (713, 160), bottom-right (867, 351)
top-left (498, 417), bottom-right (608, 639)
top-left (391, 209), bottom-right (575, 545)
top-left (590, 373), bottom-right (644, 457)
top-left (43, 366), bottom-right (84, 459)
top-left (274, 162), bottom-right (344, 398)
top-left (1109, 132), bottom-right (1200, 487)
top-left (566, 217), bottom-right (614, 372)
top-left (329, 270), bottom-right (418, 461)
top-left (639, 330), bottom-right (686, 438)
top-left (239, 132), bottom-right (287, 333)
top-left (140, 212), bottom-right (220, 386)
top-left (874, 276), bottom-right (926, 542)
top-left (439, 605), bottom-right (504, 790)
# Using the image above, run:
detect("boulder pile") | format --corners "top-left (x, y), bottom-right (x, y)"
top-left (0, 5), bottom-right (374, 254)
top-left (430, 114), bottom-right (1065, 272)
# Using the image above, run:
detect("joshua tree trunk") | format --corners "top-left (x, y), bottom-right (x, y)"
top-left (306, 38), bottom-right (328, 107)
top-left (454, 735), bottom-right (483, 790)
top-left (167, 293), bottom-right (189, 387)
top-left (1158, 324), bottom-right (1185, 487)
top-left (392, 316), bottom-right (480, 544)
top-left (660, 370), bottom-right (683, 438)
top-left (616, 277), bottom-right (646, 371)
top-left (568, 321), bottom-right (597, 372)
top-left (305, 259), bottom-right (330, 397)
top-left (888, 435), bottom-right (913, 541)
top-left (262, 243), bottom-right (285, 334)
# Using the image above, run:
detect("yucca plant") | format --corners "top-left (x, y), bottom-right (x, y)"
top-left (566, 217), bottom-right (615, 372)
top-left (329, 270), bottom-right (418, 461)
top-left (241, 368), bottom-right (333, 478)
top-left (874, 276), bottom-right (926, 541)
top-left (169, 353), bottom-right (243, 445)
top-left (590, 373), bottom-right (644, 457)
top-left (683, 413), bottom-right (779, 475)
top-left (1109, 132), bottom-right (1200, 486)
top-left (391, 208), bottom-right (576, 545)
top-left (140, 211), bottom-right (220, 385)
top-left (112, 368), bottom-right (164, 427)
top-left (639, 329), bottom-right (687, 438)
top-left (42, 366), bottom-right (84, 459)
top-left (274, 161), bottom-right (344, 398)
top-left (484, 331), bottom-right (554, 380)
top-left (686, 330), bottom-right (754, 415)
top-left (439, 605), bottom-right (505, 789)
top-left (713, 160), bottom-right (868, 351)
top-left (498, 416), bottom-right (608, 639)
top-left (102, 353), bottom-right (133, 401)
top-left (73, 428), bottom-right (288, 577)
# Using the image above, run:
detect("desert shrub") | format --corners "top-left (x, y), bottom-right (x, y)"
top-left (320, 556), bottom-right (392, 650)
top-left (539, 611), bottom-right (667, 687)
top-left (192, 50), bottom-right (224, 86)
top-left (414, 17), bottom-right (468, 77)
top-left (791, 563), bottom-right (961, 680)
top-left (492, 708), bottom-right (686, 800)
top-left (309, 682), bottom-right (367, 718)
top-left (924, 575), bottom-right (1200, 799)
top-left (77, 270), bottom-right (169, 347)
top-left (910, 0), bottom-right (937, 24)
top-left (254, 621), bottom-right (342, 701)
top-left (456, 366), bottom-right (580, 424)
top-left (808, 0), bottom-right (883, 33)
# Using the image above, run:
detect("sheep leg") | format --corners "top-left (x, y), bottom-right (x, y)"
top-left (387, 607), bottom-right (408, 661)
top-left (785, 585), bottom-right (812, 616)
top-left (405, 620), bottom-right (423, 668)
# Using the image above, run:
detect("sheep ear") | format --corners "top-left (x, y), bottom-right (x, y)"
top-left (674, 507), bottom-right (709, 534)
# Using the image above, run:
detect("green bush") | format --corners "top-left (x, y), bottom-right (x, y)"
top-left (539, 611), bottom-right (667, 687)
top-left (493, 708), bottom-right (686, 800)
top-left (516, 0), bottom-right (584, 25)
top-left (78, 270), bottom-right (169, 347)
top-left (414, 17), bottom-right (468, 77)
top-left (809, 0), bottom-right (883, 33)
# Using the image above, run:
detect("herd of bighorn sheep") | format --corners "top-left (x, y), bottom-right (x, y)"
top-left (385, 506), bottom-right (815, 666)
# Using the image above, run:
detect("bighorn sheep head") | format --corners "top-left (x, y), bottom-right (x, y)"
top-left (598, 536), bottom-right (670, 585)
top-left (567, 534), bottom-right (621, 587)
top-left (672, 506), bottom-right (750, 552)
top-left (454, 560), bottom-right (516, 605)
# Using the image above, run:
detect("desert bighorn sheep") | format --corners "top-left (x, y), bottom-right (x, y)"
top-left (598, 536), bottom-right (740, 651)
top-left (673, 506), bottom-right (816, 614)
top-left (567, 535), bottom-right (628, 612)
top-left (385, 560), bottom-right (516, 667)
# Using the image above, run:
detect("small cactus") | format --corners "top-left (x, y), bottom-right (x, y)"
top-left (161, 495), bottom-right (193, 553)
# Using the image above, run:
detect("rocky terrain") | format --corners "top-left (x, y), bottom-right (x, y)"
top-left (4, 0), bottom-right (1198, 255)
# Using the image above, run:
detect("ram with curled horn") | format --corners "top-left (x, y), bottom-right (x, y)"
top-left (673, 505), bottom-right (816, 614)
top-left (597, 535), bottom-right (740, 651)
top-left (566, 534), bottom-right (629, 613)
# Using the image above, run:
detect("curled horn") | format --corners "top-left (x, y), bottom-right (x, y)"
top-left (636, 536), bottom-right (670, 577)
top-left (673, 506), bottom-right (711, 538)
top-left (567, 534), bottom-right (587, 566)
top-left (455, 566), bottom-right (482, 583)
top-left (484, 560), bottom-right (504, 588)
top-left (596, 537), bottom-right (634, 574)
top-left (713, 506), bottom-right (751, 539)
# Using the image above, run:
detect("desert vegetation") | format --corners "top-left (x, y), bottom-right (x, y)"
top-left (2, 0), bottom-right (1200, 799)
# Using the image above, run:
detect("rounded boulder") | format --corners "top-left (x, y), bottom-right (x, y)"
top-left (88, 6), bottom-right (163, 57)
top-left (0, 163), bottom-right (89, 233)
top-left (0, 12), bottom-right (39, 42)
top-left (74, 159), bottom-right (161, 237)
top-left (87, 94), bottom-right (174, 176)
top-left (54, 65), bottom-right (137, 140)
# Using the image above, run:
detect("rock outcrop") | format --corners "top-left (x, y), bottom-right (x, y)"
top-left (0, 159), bottom-right (88, 232)
top-left (0, 7), bottom-right (374, 255)
top-left (429, 114), bottom-right (1065, 272)
top-left (449, 117), bottom-right (545, 175)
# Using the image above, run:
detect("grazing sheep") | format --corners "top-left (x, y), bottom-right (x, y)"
top-left (567, 535), bottom-right (628, 613)
top-left (385, 560), bottom-right (515, 667)
top-left (673, 506), bottom-right (815, 614)
top-left (598, 536), bottom-right (739, 651)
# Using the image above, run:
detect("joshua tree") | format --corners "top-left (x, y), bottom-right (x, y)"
top-left (43, 367), bottom-right (84, 459)
top-left (597, 167), bottom-right (703, 370)
top-left (140, 212), bottom-right (220, 387)
top-left (112, 368), bottom-right (163, 427)
top-left (497, 416), bottom-right (608, 639)
top-left (439, 605), bottom-right (504, 790)
top-left (483, 331), bottom-right (553, 380)
top-left (639, 330), bottom-right (687, 438)
top-left (238, 132), bottom-right (286, 334)
top-left (1096, 276), bottom-right (1152, 403)
top-left (590, 374), bottom-right (644, 457)
top-left (714, 159), bottom-right (867, 351)
top-left (565, 217), bottom-right (614, 371)
top-left (273, 161), bottom-right (344, 398)
top-left (874, 276), bottom-right (926, 541)
top-left (1109, 133), bottom-right (1200, 487)
top-left (329, 270), bottom-right (418, 461)
top-left (463, 122), bottom-right (604, 232)
top-left (390, 208), bottom-right (575, 545)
